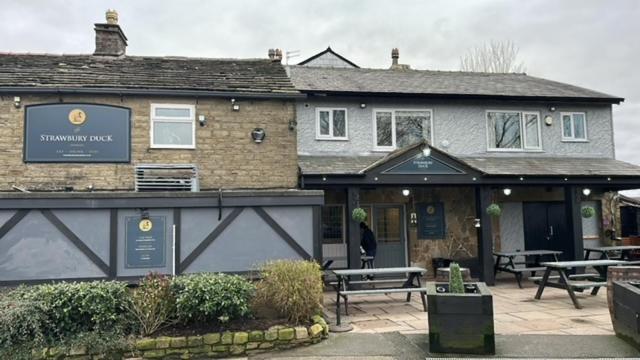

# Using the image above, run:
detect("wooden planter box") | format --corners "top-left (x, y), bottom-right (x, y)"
top-left (426, 282), bottom-right (495, 355)
top-left (612, 280), bottom-right (640, 350)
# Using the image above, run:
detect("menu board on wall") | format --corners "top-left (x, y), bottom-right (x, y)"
top-left (24, 103), bottom-right (131, 162)
top-left (125, 216), bottom-right (166, 268)
top-left (417, 202), bottom-right (445, 239)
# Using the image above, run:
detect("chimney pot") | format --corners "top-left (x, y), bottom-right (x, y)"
top-left (268, 48), bottom-right (276, 60)
top-left (94, 9), bottom-right (127, 56)
top-left (105, 9), bottom-right (118, 24)
top-left (391, 48), bottom-right (399, 65)
top-left (273, 48), bottom-right (283, 62)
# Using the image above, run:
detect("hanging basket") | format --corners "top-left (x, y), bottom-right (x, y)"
top-left (352, 207), bottom-right (367, 222)
top-left (486, 203), bottom-right (502, 217)
top-left (582, 206), bottom-right (596, 219)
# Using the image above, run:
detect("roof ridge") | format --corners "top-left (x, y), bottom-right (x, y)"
top-left (0, 52), bottom-right (273, 62)
top-left (291, 64), bottom-right (527, 76)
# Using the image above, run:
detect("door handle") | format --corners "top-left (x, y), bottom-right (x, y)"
top-left (549, 225), bottom-right (554, 237)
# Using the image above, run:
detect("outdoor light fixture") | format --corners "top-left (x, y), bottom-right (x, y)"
top-left (231, 98), bottom-right (240, 111)
top-left (140, 209), bottom-right (150, 220)
top-left (582, 188), bottom-right (592, 196)
top-left (422, 146), bottom-right (431, 157)
top-left (360, 103), bottom-right (367, 109)
top-left (544, 115), bottom-right (553, 126)
top-left (548, 106), bottom-right (557, 112)
top-left (410, 212), bottom-right (417, 225)
top-left (474, 218), bottom-right (481, 228)
top-left (251, 128), bottom-right (266, 143)
top-left (288, 120), bottom-right (297, 131)
top-left (13, 96), bottom-right (21, 108)
top-left (402, 189), bottom-right (410, 196)
top-left (198, 115), bottom-right (206, 127)
top-left (503, 188), bottom-right (512, 196)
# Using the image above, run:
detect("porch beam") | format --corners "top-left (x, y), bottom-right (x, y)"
top-left (475, 186), bottom-right (495, 285)
top-left (564, 186), bottom-right (584, 261)
top-left (347, 187), bottom-right (361, 269)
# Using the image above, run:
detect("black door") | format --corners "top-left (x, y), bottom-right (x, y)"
top-left (523, 202), bottom-right (569, 259)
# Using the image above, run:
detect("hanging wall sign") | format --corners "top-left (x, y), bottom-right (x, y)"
top-left (417, 202), bottom-right (446, 239)
top-left (125, 216), bottom-right (166, 268)
top-left (24, 103), bottom-right (131, 162)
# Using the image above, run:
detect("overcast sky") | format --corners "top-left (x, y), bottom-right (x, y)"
top-left (1, 0), bottom-right (638, 171)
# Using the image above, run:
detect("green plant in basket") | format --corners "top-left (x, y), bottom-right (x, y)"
top-left (352, 207), bottom-right (367, 222)
top-left (581, 206), bottom-right (596, 218)
top-left (448, 263), bottom-right (465, 294)
top-left (486, 203), bottom-right (501, 217)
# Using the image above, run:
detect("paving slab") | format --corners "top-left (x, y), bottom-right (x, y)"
top-left (252, 333), bottom-right (640, 359)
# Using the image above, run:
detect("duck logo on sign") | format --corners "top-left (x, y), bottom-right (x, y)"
top-left (68, 109), bottom-right (87, 126)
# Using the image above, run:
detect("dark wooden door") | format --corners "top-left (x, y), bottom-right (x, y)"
top-left (523, 202), bottom-right (567, 257)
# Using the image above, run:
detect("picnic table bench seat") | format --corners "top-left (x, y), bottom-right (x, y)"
top-left (341, 287), bottom-right (429, 296)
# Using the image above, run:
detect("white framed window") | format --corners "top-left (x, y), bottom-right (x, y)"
top-left (373, 109), bottom-right (433, 151)
top-left (316, 108), bottom-right (348, 140)
top-left (150, 104), bottom-right (196, 149)
top-left (486, 110), bottom-right (542, 151)
top-left (561, 112), bottom-right (588, 141)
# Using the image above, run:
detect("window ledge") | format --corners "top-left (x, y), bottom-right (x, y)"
top-left (486, 149), bottom-right (544, 153)
top-left (315, 137), bottom-right (349, 141)
top-left (149, 146), bottom-right (196, 150)
top-left (561, 139), bottom-right (589, 143)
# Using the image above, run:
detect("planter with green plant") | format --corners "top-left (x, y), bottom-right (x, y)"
top-left (427, 263), bottom-right (495, 355)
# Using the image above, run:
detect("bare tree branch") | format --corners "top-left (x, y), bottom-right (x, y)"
top-left (460, 40), bottom-right (526, 73)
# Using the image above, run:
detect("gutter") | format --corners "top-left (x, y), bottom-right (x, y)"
top-left (0, 86), bottom-right (306, 100)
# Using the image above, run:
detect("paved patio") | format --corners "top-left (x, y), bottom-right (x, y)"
top-left (324, 276), bottom-right (614, 335)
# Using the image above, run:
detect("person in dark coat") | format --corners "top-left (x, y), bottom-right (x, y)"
top-left (360, 222), bottom-right (377, 270)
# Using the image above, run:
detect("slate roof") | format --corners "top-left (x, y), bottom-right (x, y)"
top-left (299, 154), bottom-right (640, 177)
top-left (288, 66), bottom-right (622, 103)
top-left (0, 54), bottom-right (299, 95)
top-left (459, 156), bottom-right (640, 176)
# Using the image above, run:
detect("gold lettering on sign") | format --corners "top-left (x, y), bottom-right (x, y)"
top-left (68, 109), bottom-right (87, 126)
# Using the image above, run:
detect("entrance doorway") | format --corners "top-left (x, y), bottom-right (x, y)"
top-left (523, 202), bottom-right (569, 259)
top-left (363, 204), bottom-right (407, 268)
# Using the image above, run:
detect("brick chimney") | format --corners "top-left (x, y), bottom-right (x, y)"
top-left (94, 9), bottom-right (127, 56)
top-left (390, 48), bottom-right (410, 70)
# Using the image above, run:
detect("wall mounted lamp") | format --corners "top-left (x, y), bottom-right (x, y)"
top-left (422, 146), bottom-right (431, 157)
top-left (402, 189), bottom-right (410, 197)
top-left (410, 212), bottom-right (417, 225)
top-left (548, 106), bottom-right (556, 112)
top-left (360, 103), bottom-right (367, 109)
top-left (503, 188), bottom-right (512, 196)
top-left (231, 98), bottom-right (240, 111)
top-left (582, 188), bottom-right (591, 196)
top-left (288, 120), bottom-right (297, 131)
top-left (251, 128), bottom-right (266, 143)
top-left (13, 96), bottom-right (21, 108)
top-left (474, 218), bottom-right (481, 228)
top-left (198, 115), bottom-right (207, 127)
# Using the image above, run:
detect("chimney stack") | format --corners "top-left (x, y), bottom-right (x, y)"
top-left (268, 48), bottom-right (276, 60)
top-left (94, 9), bottom-right (128, 56)
top-left (390, 48), bottom-right (410, 70)
top-left (274, 49), bottom-right (283, 62)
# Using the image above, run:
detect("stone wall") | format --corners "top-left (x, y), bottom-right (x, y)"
top-left (0, 94), bottom-right (298, 191)
top-left (37, 316), bottom-right (329, 359)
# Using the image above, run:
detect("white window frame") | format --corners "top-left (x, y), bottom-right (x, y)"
top-left (315, 108), bottom-right (348, 140)
top-left (150, 104), bottom-right (196, 149)
top-left (372, 108), bottom-right (434, 152)
top-left (561, 112), bottom-right (588, 142)
top-left (485, 110), bottom-right (542, 152)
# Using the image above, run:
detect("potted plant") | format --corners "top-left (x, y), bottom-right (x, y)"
top-left (611, 280), bottom-right (640, 350)
top-left (427, 263), bottom-right (495, 355)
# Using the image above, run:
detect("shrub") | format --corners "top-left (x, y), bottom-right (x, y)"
top-left (582, 206), bottom-right (596, 218)
top-left (352, 207), bottom-right (367, 222)
top-left (448, 262), bottom-right (464, 294)
top-left (171, 273), bottom-right (254, 324)
top-left (254, 260), bottom-right (323, 324)
top-left (128, 272), bottom-right (175, 336)
top-left (486, 203), bottom-right (502, 217)
top-left (0, 293), bottom-right (48, 351)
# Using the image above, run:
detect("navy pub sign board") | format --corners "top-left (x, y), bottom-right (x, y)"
top-left (417, 202), bottom-right (446, 239)
top-left (125, 216), bottom-right (167, 269)
top-left (24, 103), bottom-right (131, 162)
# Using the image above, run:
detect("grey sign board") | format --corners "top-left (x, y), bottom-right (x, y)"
top-left (24, 103), bottom-right (131, 162)
top-left (125, 216), bottom-right (167, 269)
top-left (384, 154), bottom-right (463, 175)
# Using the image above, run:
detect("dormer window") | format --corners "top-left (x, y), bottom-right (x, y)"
top-left (561, 112), bottom-right (588, 141)
top-left (316, 108), bottom-right (348, 140)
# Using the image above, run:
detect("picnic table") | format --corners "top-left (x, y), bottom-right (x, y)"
top-left (332, 267), bottom-right (427, 326)
top-left (584, 245), bottom-right (640, 261)
top-left (534, 259), bottom-right (626, 309)
top-left (493, 250), bottom-right (562, 288)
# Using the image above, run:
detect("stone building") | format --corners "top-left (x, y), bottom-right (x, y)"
top-left (0, 11), bottom-right (322, 284)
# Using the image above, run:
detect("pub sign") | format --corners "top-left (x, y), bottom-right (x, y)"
top-left (417, 202), bottom-right (446, 239)
top-left (125, 216), bottom-right (167, 269)
top-left (24, 103), bottom-right (131, 162)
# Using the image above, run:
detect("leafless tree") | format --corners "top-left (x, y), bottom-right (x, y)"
top-left (460, 40), bottom-right (526, 73)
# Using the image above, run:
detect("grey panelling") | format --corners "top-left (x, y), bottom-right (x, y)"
top-left (297, 98), bottom-right (614, 158)
top-left (499, 202), bottom-right (525, 252)
top-left (117, 208), bottom-right (174, 277)
top-left (263, 206), bottom-right (314, 254)
top-left (52, 209), bottom-right (110, 264)
top-left (0, 210), bottom-right (15, 226)
top-left (0, 211), bottom-right (103, 280)
top-left (180, 208), bottom-right (233, 261)
top-left (185, 207), bottom-right (301, 273)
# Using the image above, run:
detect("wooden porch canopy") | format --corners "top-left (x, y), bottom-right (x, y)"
top-left (299, 141), bottom-right (640, 285)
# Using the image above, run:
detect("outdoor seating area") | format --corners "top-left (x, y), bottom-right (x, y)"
top-left (324, 275), bottom-right (615, 335)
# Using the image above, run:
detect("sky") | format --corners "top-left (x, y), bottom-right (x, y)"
top-left (1, 0), bottom-right (639, 180)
